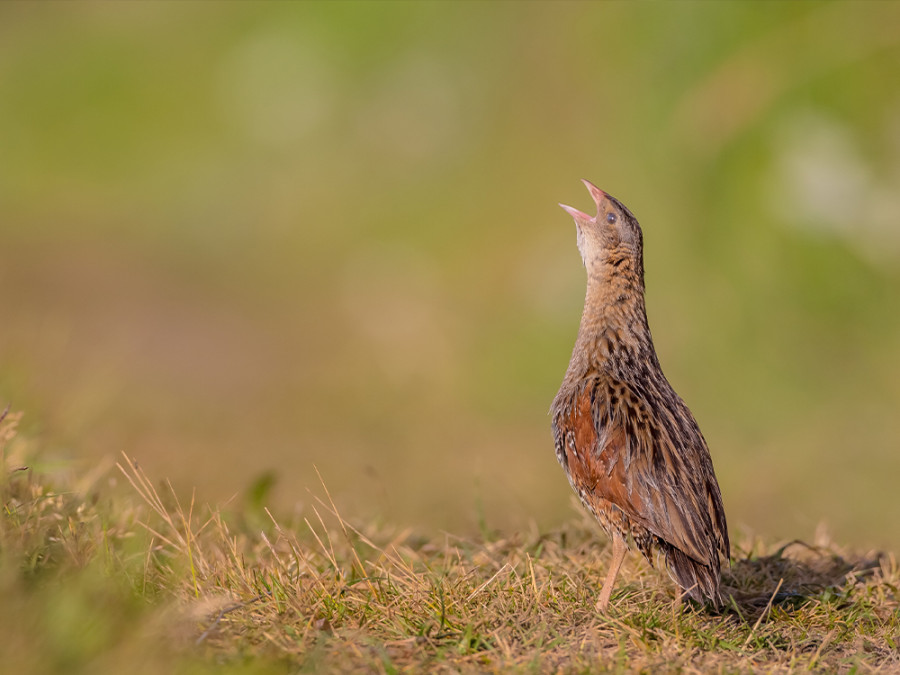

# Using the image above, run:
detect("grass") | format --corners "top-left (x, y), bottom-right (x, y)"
top-left (2, 408), bottom-right (898, 674)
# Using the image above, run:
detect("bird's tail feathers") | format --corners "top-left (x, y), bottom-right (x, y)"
top-left (664, 545), bottom-right (722, 606)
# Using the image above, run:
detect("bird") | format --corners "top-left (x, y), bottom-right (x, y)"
top-left (551, 179), bottom-right (729, 612)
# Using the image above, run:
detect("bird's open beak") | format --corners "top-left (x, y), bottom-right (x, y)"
top-left (560, 179), bottom-right (607, 223)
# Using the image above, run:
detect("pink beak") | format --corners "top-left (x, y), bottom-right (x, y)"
top-left (558, 203), bottom-right (592, 221)
top-left (559, 179), bottom-right (607, 222)
top-left (581, 179), bottom-right (607, 209)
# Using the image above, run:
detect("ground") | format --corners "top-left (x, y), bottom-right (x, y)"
top-left (1, 410), bottom-right (897, 674)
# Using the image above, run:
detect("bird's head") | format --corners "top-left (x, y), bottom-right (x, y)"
top-left (559, 180), bottom-right (643, 276)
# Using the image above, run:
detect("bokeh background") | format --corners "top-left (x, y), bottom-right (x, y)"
top-left (2, 1), bottom-right (899, 550)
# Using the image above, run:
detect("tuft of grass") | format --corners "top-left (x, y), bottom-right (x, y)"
top-left (2, 410), bottom-right (899, 673)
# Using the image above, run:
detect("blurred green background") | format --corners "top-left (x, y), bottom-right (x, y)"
top-left (1, 1), bottom-right (899, 550)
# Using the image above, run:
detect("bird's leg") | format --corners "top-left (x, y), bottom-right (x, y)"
top-left (595, 535), bottom-right (628, 612)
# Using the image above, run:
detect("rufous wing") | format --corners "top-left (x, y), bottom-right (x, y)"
top-left (560, 383), bottom-right (723, 569)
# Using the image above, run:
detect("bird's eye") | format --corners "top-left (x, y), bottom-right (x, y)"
top-left (606, 212), bottom-right (617, 224)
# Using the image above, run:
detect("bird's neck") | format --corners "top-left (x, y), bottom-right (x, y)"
top-left (566, 262), bottom-right (654, 380)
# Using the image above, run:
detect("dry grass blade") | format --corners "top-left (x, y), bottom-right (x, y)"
top-left (742, 577), bottom-right (784, 649)
top-left (195, 594), bottom-right (267, 645)
top-left (466, 562), bottom-right (512, 602)
top-left (117, 453), bottom-right (185, 552)
top-left (313, 465), bottom-right (378, 598)
top-left (305, 506), bottom-right (340, 573)
top-left (807, 628), bottom-right (836, 670)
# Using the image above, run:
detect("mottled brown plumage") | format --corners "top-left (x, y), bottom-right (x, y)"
top-left (551, 180), bottom-right (729, 611)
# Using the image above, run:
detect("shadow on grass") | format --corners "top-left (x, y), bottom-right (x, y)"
top-left (719, 539), bottom-right (883, 622)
